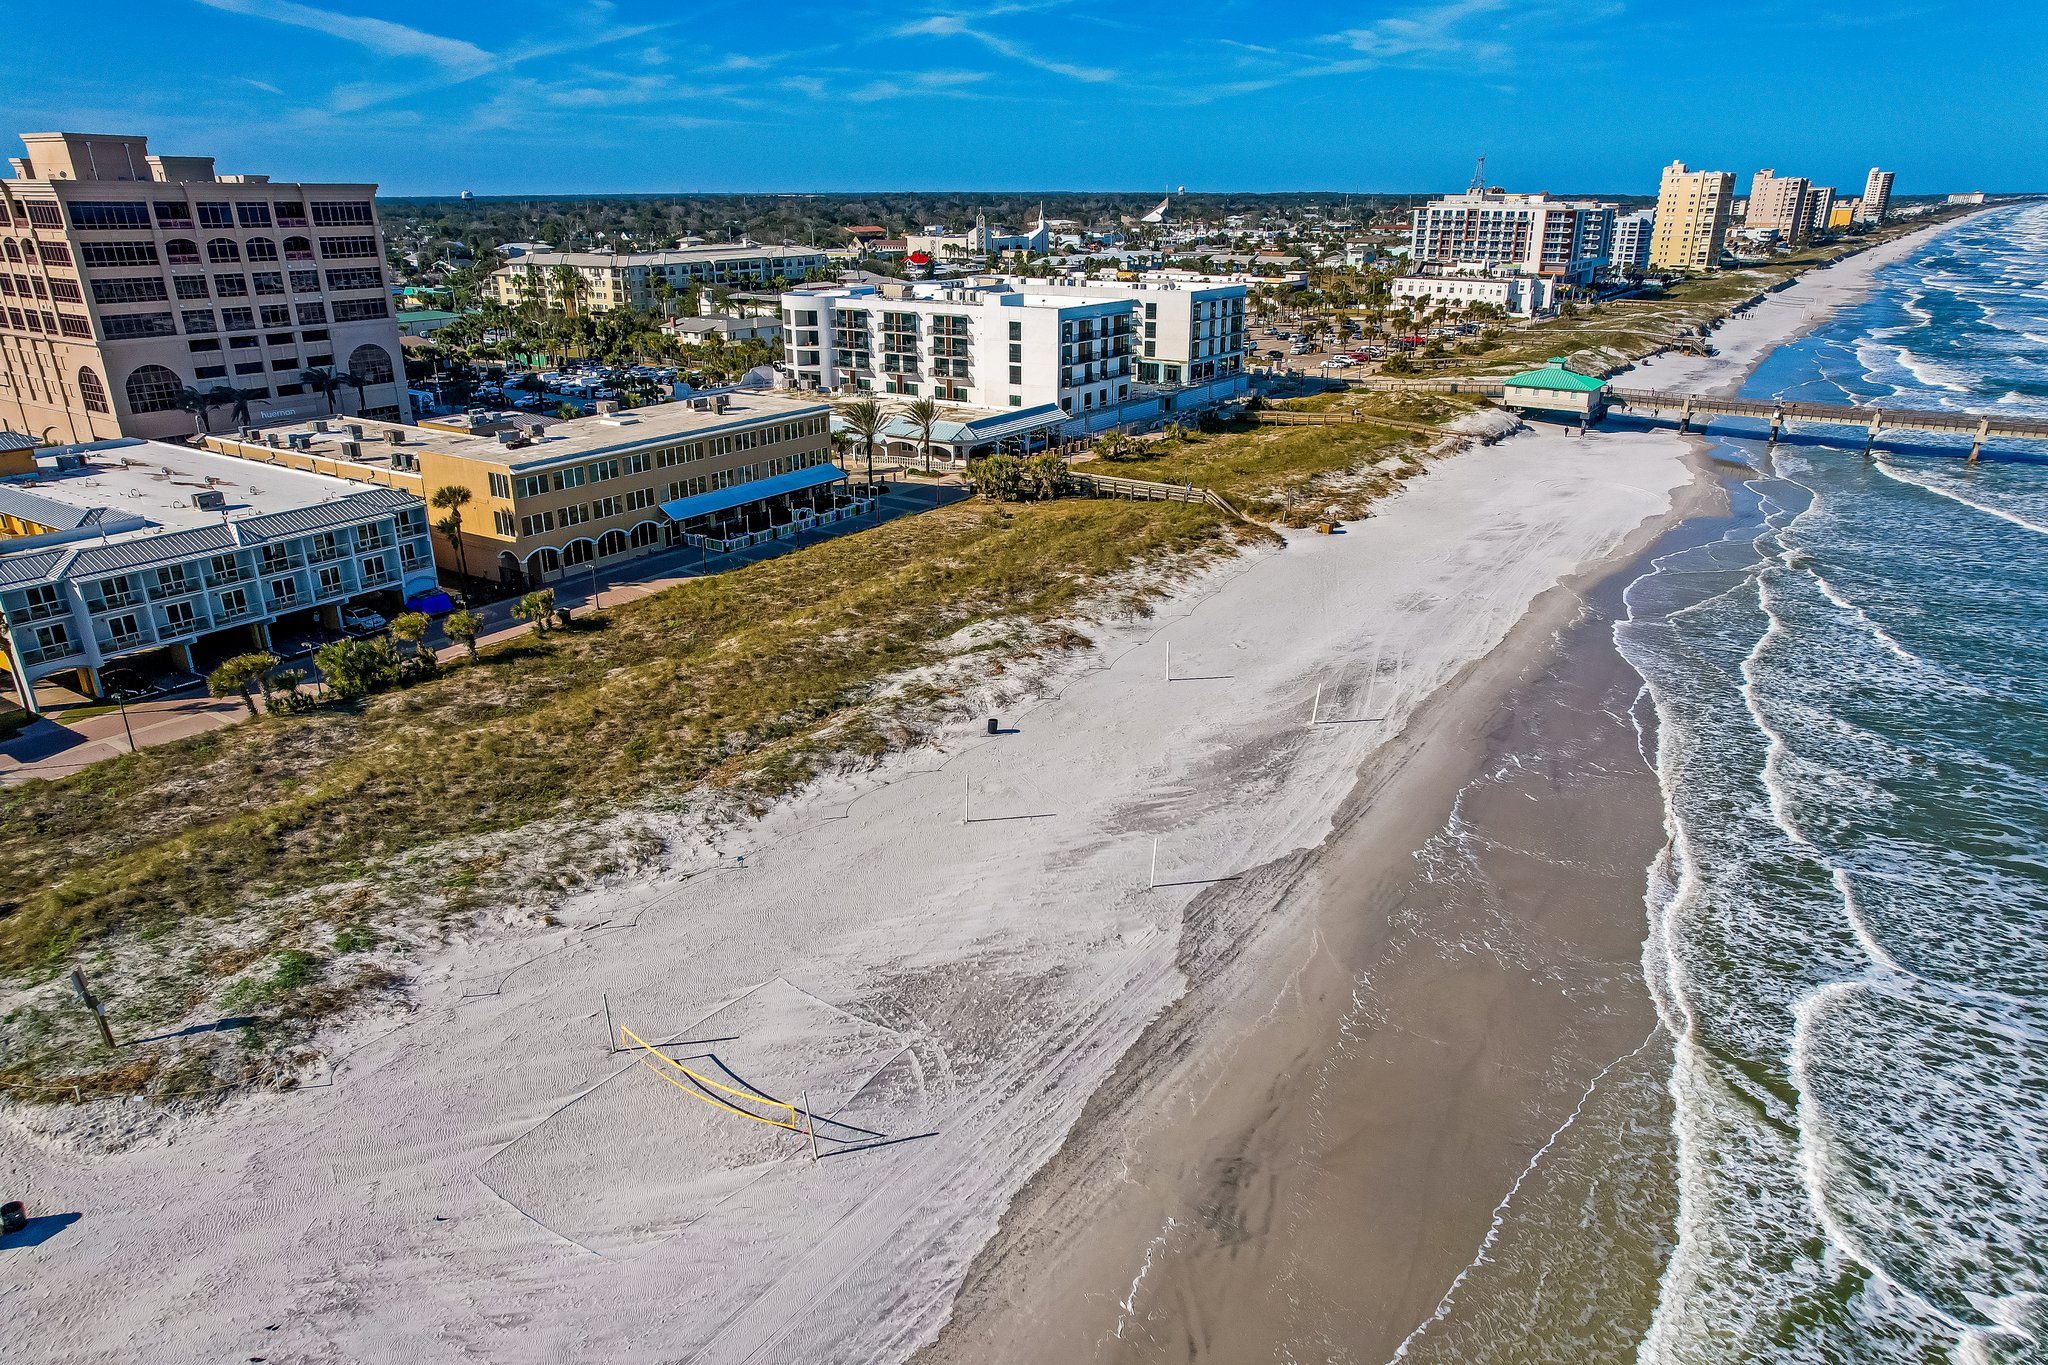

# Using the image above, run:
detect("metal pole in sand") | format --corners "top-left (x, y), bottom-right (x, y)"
top-left (1164, 639), bottom-right (1170, 683)
top-left (1311, 681), bottom-right (1322, 726)
top-left (962, 773), bottom-right (970, 825)
top-left (1150, 838), bottom-right (1158, 890)
top-left (804, 1090), bottom-right (819, 1161)
top-left (603, 993), bottom-right (615, 1054)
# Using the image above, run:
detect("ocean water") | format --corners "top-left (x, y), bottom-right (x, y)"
top-left (1619, 205), bottom-right (2048, 1364)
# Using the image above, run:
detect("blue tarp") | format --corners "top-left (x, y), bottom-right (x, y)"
top-left (659, 463), bottom-right (850, 524)
top-left (405, 590), bottom-right (456, 614)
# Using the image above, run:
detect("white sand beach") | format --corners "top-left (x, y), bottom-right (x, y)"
top-left (0, 225), bottom-right (1944, 1363)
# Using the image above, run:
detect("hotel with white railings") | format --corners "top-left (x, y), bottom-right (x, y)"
top-left (488, 243), bottom-right (831, 315)
top-left (1406, 191), bottom-right (1614, 286)
top-left (0, 439), bottom-right (432, 711)
top-left (1013, 277), bottom-right (1247, 390)
top-left (780, 279), bottom-right (1136, 418)
top-left (0, 131), bottom-right (412, 447)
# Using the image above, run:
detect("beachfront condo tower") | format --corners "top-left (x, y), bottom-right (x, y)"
top-left (1, 132), bottom-right (413, 448)
top-left (1649, 161), bottom-right (1735, 271)
top-left (1858, 168), bottom-right (1896, 223)
top-left (1748, 170), bottom-right (1813, 244)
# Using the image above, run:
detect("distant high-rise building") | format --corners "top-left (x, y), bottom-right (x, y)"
top-left (1804, 187), bottom-right (1838, 239)
top-left (1748, 169), bottom-right (1813, 242)
top-left (1, 130), bottom-right (411, 445)
top-left (1649, 161), bottom-right (1735, 271)
top-left (1405, 190), bottom-right (1613, 285)
top-left (1610, 209), bottom-right (1655, 273)
top-left (1858, 168), bottom-right (1896, 223)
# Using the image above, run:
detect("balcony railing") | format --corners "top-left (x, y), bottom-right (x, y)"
top-left (146, 580), bottom-right (197, 601)
top-left (7, 600), bottom-right (66, 626)
top-left (100, 630), bottom-right (148, 653)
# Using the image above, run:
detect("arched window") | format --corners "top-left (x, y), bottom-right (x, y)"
top-left (596, 529), bottom-right (628, 557)
top-left (283, 235), bottom-right (312, 260)
top-left (347, 343), bottom-right (394, 387)
top-left (165, 238), bottom-right (200, 264)
top-left (124, 364), bottom-right (183, 414)
top-left (78, 367), bottom-right (110, 414)
top-left (629, 521), bottom-right (661, 548)
top-left (245, 236), bottom-right (279, 262)
top-left (562, 539), bottom-right (594, 566)
top-left (2, 240), bottom-right (17, 262)
top-left (206, 238), bottom-right (241, 263)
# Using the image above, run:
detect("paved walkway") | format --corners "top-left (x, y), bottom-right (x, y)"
top-left (0, 478), bottom-right (970, 784)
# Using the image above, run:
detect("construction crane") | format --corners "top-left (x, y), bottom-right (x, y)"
top-left (1467, 155), bottom-right (1488, 194)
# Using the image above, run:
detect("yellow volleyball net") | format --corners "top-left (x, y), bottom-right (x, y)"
top-left (616, 1024), bottom-right (802, 1131)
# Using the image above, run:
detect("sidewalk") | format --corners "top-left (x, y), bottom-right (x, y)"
top-left (0, 478), bottom-right (971, 783)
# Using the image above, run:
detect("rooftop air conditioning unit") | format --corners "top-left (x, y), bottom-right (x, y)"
top-left (496, 431), bottom-right (518, 445)
top-left (264, 432), bottom-right (283, 448)
top-left (528, 424), bottom-right (545, 438)
top-left (386, 429), bottom-right (406, 445)
top-left (288, 432), bottom-right (313, 450)
top-left (312, 420), bottom-right (330, 434)
top-left (346, 424), bottom-right (363, 440)
top-left (338, 440), bottom-right (361, 461)
top-left (191, 489), bottom-right (227, 510)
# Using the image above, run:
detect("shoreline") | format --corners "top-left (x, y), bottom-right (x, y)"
top-left (913, 220), bottom-right (1984, 1363)
top-left (920, 446), bottom-right (1726, 1363)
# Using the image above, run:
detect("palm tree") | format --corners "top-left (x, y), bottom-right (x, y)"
top-left (549, 263), bottom-right (589, 318)
top-left (430, 485), bottom-right (473, 580)
top-left (225, 386), bottom-right (264, 428)
top-left (444, 608), bottom-right (484, 662)
top-left (337, 371), bottom-right (369, 416)
top-left (178, 385), bottom-right (220, 435)
top-left (841, 397), bottom-right (890, 487)
top-left (300, 366), bottom-right (343, 415)
top-left (903, 396), bottom-right (940, 473)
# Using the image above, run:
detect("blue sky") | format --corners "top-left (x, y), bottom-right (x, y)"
top-left (5, 1), bottom-right (2043, 196)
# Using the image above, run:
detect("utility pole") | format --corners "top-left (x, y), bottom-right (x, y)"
top-left (70, 967), bottom-right (116, 1050)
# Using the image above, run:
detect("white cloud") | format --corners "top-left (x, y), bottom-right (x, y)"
top-left (894, 13), bottom-right (1114, 82)
top-left (190, 0), bottom-right (495, 75)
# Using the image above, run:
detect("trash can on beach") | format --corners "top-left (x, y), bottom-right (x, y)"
top-left (987, 718), bottom-right (1000, 735)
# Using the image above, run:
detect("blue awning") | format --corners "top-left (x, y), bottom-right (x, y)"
top-left (660, 463), bottom-right (850, 524)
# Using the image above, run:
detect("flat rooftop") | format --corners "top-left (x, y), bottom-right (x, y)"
top-left (214, 391), bottom-right (831, 475)
top-left (1, 439), bottom-right (401, 541)
top-left (497, 244), bottom-right (826, 269)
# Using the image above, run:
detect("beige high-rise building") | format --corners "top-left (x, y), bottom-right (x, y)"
top-left (1858, 168), bottom-right (1895, 223)
top-left (0, 131), bottom-right (411, 447)
top-left (1747, 170), bottom-right (1812, 243)
top-left (1649, 161), bottom-right (1735, 271)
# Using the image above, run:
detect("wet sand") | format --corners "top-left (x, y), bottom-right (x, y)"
top-left (923, 454), bottom-right (1730, 1364)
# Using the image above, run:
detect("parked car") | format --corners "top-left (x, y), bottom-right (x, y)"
top-left (1263, 349), bottom-right (1286, 360)
top-left (341, 606), bottom-right (388, 636)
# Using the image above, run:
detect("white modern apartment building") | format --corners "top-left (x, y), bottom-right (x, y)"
top-left (1390, 271), bottom-right (1555, 318)
top-left (1019, 276), bottom-right (1247, 389)
top-left (0, 438), bottom-right (431, 709)
top-left (1407, 191), bottom-right (1613, 286)
top-left (1, 130), bottom-right (412, 446)
top-left (1803, 186), bottom-right (1838, 239)
top-left (489, 243), bottom-right (830, 314)
top-left (1859, 168), bottom-right (1896, 223)
top-left (781, 280), bottom-right (1135, 417)
top-left (1610, 209), bottom-right (1655, 273)
top-left (1747, 170), bottom-right (1812, 243)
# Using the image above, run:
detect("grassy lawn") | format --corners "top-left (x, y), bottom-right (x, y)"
top-left (1086, 418), bottom-right (1443, 525)
top-left (0, 494), bottom-right (1247, 1095)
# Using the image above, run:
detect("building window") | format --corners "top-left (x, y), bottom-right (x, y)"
top-left (196, 202), bottom-right (234, 228)
top-left (77, 367), bottom-right (110, 413)
top-left (246, 237), bottom-right (280, 263)
top-left (124, 364), bottom-right (183, 414)
top-left (206, 238), bottom-right (242, 264)
top-left (91, 277), bottom-right (169, 305)
top-left (493, 509), bottom-right (515, 535)
top-left (236, 202), bottom-right (273, 228)
top-left (260, 305), bottom-right (291, 328)
top-left (220, 307), bottom-right (255, 331)
top-left (324, 267), bottom-right (383, 292)
top-left (154, 201), bottom-right (194, 228)
top-left (79, 241), bottom-right (159, 268)
top-left (252, 272), bottom-right (285, 296)
top-left (173, 276), bottom-right (210, 301)
top-left (102, 312), bottom-right (176, 339)
top-left (333, 298), bottom-right (388, 322)
top-left (346, 343), bottom-right (394, 386)
top-left (214, 273), bottom-right (248, 297)
top-left (66, 202), bottom-right (152, 230)
top-left (310, 202), bottom-right (376, 227)
top-left (317, 235), bottom-right (379, 260)
top-left (181, 309), bottom-right (217, 334)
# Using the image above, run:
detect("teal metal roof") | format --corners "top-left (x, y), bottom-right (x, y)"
top-left (1505, 358), bottom-right (1607, 393)
top-left (659, 463), bottom-right (848, 523)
